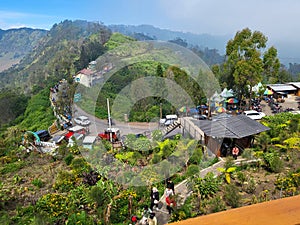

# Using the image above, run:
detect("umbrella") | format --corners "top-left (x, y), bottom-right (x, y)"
top-left (264, 89), bottom-right (273, 95)
top-left (216, 106), bottom-right (226, 113)
top-left (179, 106), bottom-right (187, 113)
top-left (226, 98), bottom-right (239, 104)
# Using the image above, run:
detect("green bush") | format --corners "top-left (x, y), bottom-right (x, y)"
top-left (66, 211), bottom-right (95, 225)
top-left (0, 161), bottom-right (26, 174)
top-left (64, 153), bottom-right (74, 165)
top-left (151, 153), bottom-right (162, 164)
top-left (32, 178), bottom-right (44, 188)
top-left (188, 148), bottom-right (203, 165)
top-left (71, 157), bottom-right (91, 176)
top-left (192, 172), bottom-right (220, 199)
top-left (186, 164), bottom-right (200, 177)
top-left (244, 177), bottom-right (256, 194)
top-left (236, 171), bottom-right (247, 184)
top-left (263, 151), bottom-right (284, 173)
top-left (224, 184), bottom-right (241, 208)
top-left (53, 170), bottom-right (76, 192)
top-left (209, 195), bottom-right (226, 213)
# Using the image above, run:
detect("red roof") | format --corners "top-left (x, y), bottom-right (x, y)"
top-left (78, 68), bottom-right (94, 76)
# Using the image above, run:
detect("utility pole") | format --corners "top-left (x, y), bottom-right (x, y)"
top-left (107, 98), bottom-right (112, 142)
top-left (160, 103), bottom-right (162, 119)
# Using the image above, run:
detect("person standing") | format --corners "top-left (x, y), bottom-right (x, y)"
top-left (150, 187), bottom-right (160, 211)
top-left (232, 146), bottom-right (239, 160)
top-left (148, 212), bottom-right (157, 225)
top-left (166, 178), bottom-right (175, 194)
top-left (166, 194), bottom-right (176, 214)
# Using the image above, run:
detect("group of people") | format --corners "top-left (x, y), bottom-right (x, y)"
top-left (130, 178), bottom-right (177, 225)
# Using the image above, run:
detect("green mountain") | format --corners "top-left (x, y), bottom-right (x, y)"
top-left (109, 24), bottom-right (229, 51)
top-left (0, 20), bottom-right (111, 92)
top-left (109, 24), bottom-right (225, 65)
top-left (0, 27), bottom-right (47, 72)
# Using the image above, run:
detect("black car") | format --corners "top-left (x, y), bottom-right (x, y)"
top-left (35, 130), bottom-right (51, 141)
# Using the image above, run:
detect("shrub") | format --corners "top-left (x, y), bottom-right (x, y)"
top-left (188, 148), bottom-right (203, 165)
top-left (192, 172), bottom-right (220, 199)
top-left (209, 195), bottom-right (226, 213)
top-left (236, 171), bottom-right (247, 184)
top-left (71, 157), bottom-right (91, 176)
top-left (263, 151), bottom-right (284, 173)
top-left (244, 177), bottom-right (256, 194)
top-left (186, 165), bottom-right (200, 177)
top-left (224, 184), bottom-right (241, 208)
top-left (35, 193), bottom-right (69, 219)
top-left (0, 161), bottom-right (26, 174)
top-left (64, 153), bottom-right (74, 165)
top-left (151, 153), bottom-right (162, 164)
top-left (66, 211), bottom-right (95, 225)
top-left (32, 178), bottom-right (44, 188)
top-left (53, 170), bottom-right (75, 192)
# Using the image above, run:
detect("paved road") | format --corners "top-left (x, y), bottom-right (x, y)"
top-left (73, 104), bottom-right (159, 136)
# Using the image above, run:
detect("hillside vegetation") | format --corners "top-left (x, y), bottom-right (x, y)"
top-left (0, 28), bottom-right (47, 72)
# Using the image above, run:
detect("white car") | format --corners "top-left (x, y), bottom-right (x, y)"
top-left (243, 110), bottom-right (266, 120)
top-left (74, 116), bottom-right (91, 126)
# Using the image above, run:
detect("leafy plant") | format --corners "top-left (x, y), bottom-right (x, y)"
top-left (186, 164), bottom-right (200, 177)
top-left (71, 157), bottom-right (91, 176)
top-left (66, 211), bottom-right (95, 225)
top-left (224, 184), bottom-right (241, 208)
top-left (53, 170), bottom-right (76, 192)
top-left (218, 167), bottom-right (236, 184)
top-left (191, 172), bottom-right (220, 199)
top-left (64, 153), bottom-right (74, 165)
top-left (32, 178), bottom-right (44, 188)
top-left (263, 151), bottom-right (284, 173)
top-left (209, 195), bottom-right (226, 213)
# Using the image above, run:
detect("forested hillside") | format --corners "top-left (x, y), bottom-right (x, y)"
top-left (0, 20), bottom-right (112, 128)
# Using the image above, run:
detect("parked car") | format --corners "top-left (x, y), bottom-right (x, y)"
top-left (192, 114), bottom-right (207, 120)
top-left (243, 110), bottom-right (266, 120)
top-left (34, 130), bottom-right (51, 141)
top-left (159, 114), bottom-right (178, 126)
top-left (74, 116), bottom-right (91, 126)
top-left (98, 128), bottom-right (121, 142)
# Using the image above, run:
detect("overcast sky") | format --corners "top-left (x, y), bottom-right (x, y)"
top-left (1, 0), bottom-right (299, 62)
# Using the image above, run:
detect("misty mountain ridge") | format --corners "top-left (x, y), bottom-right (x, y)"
top-left (109, 24), bottom-right (230, 53)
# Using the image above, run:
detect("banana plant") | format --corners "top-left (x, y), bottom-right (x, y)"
top-left (217, 167), bottom-right (236, 184)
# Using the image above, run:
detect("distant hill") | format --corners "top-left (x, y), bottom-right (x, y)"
top-left (0, 28), bottom-right (47, 72)
top-left (109, 24), bottom-right (230, 54)
top-left (0, 20), bottom-right (111, 92)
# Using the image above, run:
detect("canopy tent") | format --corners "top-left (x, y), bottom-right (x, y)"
top-left (251, 82), bottom-right (263, 93)
top-left (226, 98), bottom-right (239, 104)
top-left (216, 106), bottom-right (226, 113)
top-left (189, 108), bottom-right (199, 114)
top-left (179, 106), bottom-right (187, 113)
top-left (221, 88), bottom-right (234, 98)
top-left (264, 89), bottom-right (273, 95)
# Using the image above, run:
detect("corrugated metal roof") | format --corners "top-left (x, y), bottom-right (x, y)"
top-left (267, 84), bottom-right (297, 92)
top-left (191, 114), bottom-right (269, 138)
top-left (288, 82), bottom-right (300, 89)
